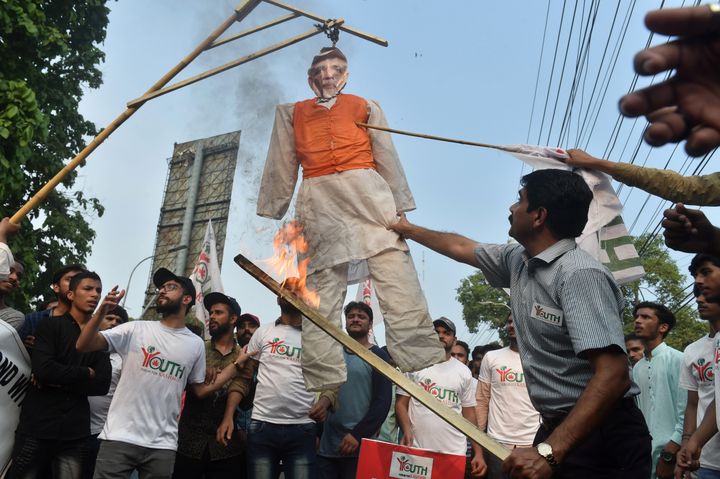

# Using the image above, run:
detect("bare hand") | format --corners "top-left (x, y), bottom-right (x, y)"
top-left (470, 453), bottom-right (488, 478)
top-left (502, 447), bottom-right (553, 479)
top-left (0, 217), bottom-right (20, 244)
top-left (308, 396), bottom-right (332, 423)
top-left (662, 203), bottom-right (720, 255)
top-left (99, 286), bottom-right (126, 315)
top-left (23, 335), bottom-right (35, 350)
top-left (205, 367), bottom-right (221, 385)
top-left (676, 438), bottom-right (702, 473)
top-left (619, 5), bottom-right (720, 156)
top-left (338, 433), bottom-right (360, 456)
top-left (565, 149), bottom-right (603, 169)
top-left (216, 417), bottom-right (235, 446)
top-left (388, 211), bottom-right (412, 237)
top-left (399, 431), bottom-right (414, 447)
top-left (656, 457), bottom-right (675, 479)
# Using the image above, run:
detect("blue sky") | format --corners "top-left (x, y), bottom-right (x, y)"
top-left (76, 0), bottom-right (709, 347)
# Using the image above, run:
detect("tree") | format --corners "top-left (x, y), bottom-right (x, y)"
top-left (1, 1), bottom-right (110, 310)
top-left (456, 234), bottom-right (706, 351)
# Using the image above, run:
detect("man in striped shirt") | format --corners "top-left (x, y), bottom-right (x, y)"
top-left (390, 169), bottom-right (651, 479)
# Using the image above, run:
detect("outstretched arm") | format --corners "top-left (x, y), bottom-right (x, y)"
top-left (76, 287), bottom-right (124, 353)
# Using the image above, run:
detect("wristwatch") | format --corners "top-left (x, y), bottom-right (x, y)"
top-left (660, 451), bottom-right (676, 463)
top-left (536, 442), bottom-right (558, 467)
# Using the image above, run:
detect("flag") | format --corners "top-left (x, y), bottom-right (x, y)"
top-left (190, 220), bottom-right (224, 338)
top-left (355, 278), bottom-right (384, 344)
top-left (504, 144), bottom-right (645, 285)
top-left (0, 319), bottom-right (31, 473)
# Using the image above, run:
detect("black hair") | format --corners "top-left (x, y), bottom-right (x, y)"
top-left (624, 333), bottom-right (642, 342)
top-left (689, 254), bottom-right (720, 277)
top-left (454, 340), bottom-right (470, 357)
top-left (107, 305), bottom-right (129, 323)
top-left (520, 169), bottom-right (592, 238)
top-left (694, 283), bottom-right (701, 298)
top-left (344, 301), bottom-right (373, 322)
top-left (69, 271), bottom-right (101, 292)
top-left (52, 264), bottom-right (86, 285)
top-left (633, 301), bottom-right (676, 338)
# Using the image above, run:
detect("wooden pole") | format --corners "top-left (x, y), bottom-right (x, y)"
top-left (208, 12), bottom-right (300, 50)
top-left (357, 121), bottom-right (511, 152)
top-left (233, 252), bottom-right (511, 461)
top-left (127, 20), bottom-right (344, 109)
top-left (10, 0), bottom-right (261, 224)
top-left (262, 0), bottom-right (388, 47)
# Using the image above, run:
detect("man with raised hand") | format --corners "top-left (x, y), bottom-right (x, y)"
top-left (390, 169), bottom-right (650, 479)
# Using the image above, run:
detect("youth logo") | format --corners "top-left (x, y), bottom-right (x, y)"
top-left (496, 365), bottom-right (525, 384)
top-left (418, 378), bottom-right (459, 404)
top-left (267, 337), bottom-right (302, 361)
top-left (530, 303), bottom-right (564, 327)
top-left (692, 358), bottom-right (714, 382)
top-left (140, 346), bottom-right (185, 380)
top-left (389, 452), bottom-right (433, 479)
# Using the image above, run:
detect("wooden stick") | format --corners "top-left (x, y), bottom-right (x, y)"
top-left (126, 20), bottom-right (344, 108)
top-left (11, 0), bottom-right (261, 224)
top-left (233, 252), bottom-right (510, 461)
top-left (357, 121), bottom-right (511, 152)
top-left (262, 0), bottom-right (388, 47)
top-left (208, 12), bottom-right (300, 50)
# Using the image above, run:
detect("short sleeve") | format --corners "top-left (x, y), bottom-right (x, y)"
top-left (477, 354), bottom-right (492, 384)
top-left (473, 243), bottom-right (522, 288)
top-left (396, 372), bottom-right (413, 397)
top-left (187, 341), bottom-right (206, 385)
top-left (101, 321), bottom-right (137, 356)
top-left (460, 370), bottom-right (477, 408)
top-left (678, 349), bottom-right (698, 392)
top-left (560, 268), bottom-right (625, 356)
top-left (248, 326), bottom-right (264, 360)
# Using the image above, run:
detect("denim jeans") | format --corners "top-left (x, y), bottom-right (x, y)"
top-left (5, 433), bottom-right (91, 479)
top-left (700, 467), bottom-right (720, 479)
top-left (247, 420), bottom-right (317, 479)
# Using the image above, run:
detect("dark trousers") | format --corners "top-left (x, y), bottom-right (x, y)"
top-left (6, 433), bottom-right (91, 479)
top-left (536, 398), bottom-right (651, 479)
top-left (317, 455), bottom-right (359, 479)
top-left (171, 448), bottom-right (245, 479)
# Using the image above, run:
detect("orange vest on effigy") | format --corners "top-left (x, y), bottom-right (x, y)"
top-left (293, 94), bottom-right (377, 179)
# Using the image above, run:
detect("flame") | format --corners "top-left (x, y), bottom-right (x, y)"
top-left (264, 220), bottom-right (320, 308)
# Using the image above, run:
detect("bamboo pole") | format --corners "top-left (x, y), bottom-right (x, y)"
top-left (357, 121), bottom-right (511, 152)
top-left (233, 252), bottom-right (511, 461)
top-left (127, 19), bottom-right (344, 109)
top-left (262, 0), bottom-right (388, 47)
top-left (208, 12), bottom-right (300, 50)
top-left (11, 0), bottom-right (261, 224)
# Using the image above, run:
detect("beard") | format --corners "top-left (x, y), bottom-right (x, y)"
top-left (237, 332), bottom-right (253, 347)
top-left (156, 296), bottom-right (182, 315)
top-left (348, 327), bottom-right (368, 340)
top-left (209, 322), bottom-right (231, 340)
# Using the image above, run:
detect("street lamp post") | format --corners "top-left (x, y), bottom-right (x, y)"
top-left (121, 245), bottom-right (187, 308)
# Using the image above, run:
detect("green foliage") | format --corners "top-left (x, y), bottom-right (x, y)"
top-left (622, 234), bottom-right (706, 351)
top-left (1, 0), bottom-right (111, 310)
top-left (456, 234), bottom-right (706, 350)
top-left (456, 271), bottom-right (510, 344)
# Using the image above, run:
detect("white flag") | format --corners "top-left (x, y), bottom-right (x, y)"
top-left (503, 144), bottom-right (645, 285)
top-left (190, 220), bottom-right (224, 338)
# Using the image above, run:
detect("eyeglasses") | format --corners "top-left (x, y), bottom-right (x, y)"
top-left (156, 283), bottom-right (181, 293)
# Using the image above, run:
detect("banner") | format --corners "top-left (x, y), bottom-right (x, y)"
top-left (190, 220), bottom-right (224, 338)
top-left (505, 145), bottom-right (645, 285)
top-left (357, 439), bottom-right (466, 479)
top-left (0, 319), bottom-right (31, 474)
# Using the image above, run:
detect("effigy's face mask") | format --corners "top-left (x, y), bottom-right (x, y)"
top-left (308, 58), bottom-right (348, 99)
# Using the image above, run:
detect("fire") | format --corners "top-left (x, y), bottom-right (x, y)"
top-left (264, 220), bottom-right (320, 308)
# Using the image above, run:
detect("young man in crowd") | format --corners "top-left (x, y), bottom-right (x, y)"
top-left (396, 317), bottom-right (486, 478)
top-left (76, 268), bottom-right (252, 478)
top-left (86, 305), bottom-right (128, 479)
top-left (21, 264), bottom-right (86, 349)
top-left (451, 340), bottom-right (471, 366)
top-left (632, 301), bottom-right (686, 478)
top-left (235, 313), bottom-right (259, 347)
top-left (476, 313), bottom-right (540, 479)
top-left (316, 301), bottom-right (392, 479)
top-left (0, 260), bottom-right (25, 332)
top-left (174, 292), bottom-right (252, 479)
top-left (7, 271), bottom-right (111, 479)
top-left (625, 334), bottom-right (645, 367)
top-left (390, 169), bottom-right (650, 478)
top-left (236, 279), bottom-right (337, 479)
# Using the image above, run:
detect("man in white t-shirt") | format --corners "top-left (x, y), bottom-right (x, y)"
top-left (243, 279), bottom-right (337, 479)
top-left (477, 313), bottom-right (540, 479)
top-left (396, 317), bottom-right (486, 477)
top-left (76, 268), bottom-right (253, 478)
top-left (676, 254), bottom-right (720, 477)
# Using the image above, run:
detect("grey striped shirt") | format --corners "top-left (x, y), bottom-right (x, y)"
top-left (474, 238), bottom-right (638, 418)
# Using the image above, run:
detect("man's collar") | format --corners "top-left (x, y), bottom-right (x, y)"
top-left (525, 238), bottom-right (577, 269)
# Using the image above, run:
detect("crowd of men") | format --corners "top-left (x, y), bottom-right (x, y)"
top-left (2, 2), bottom-right (720, 479)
